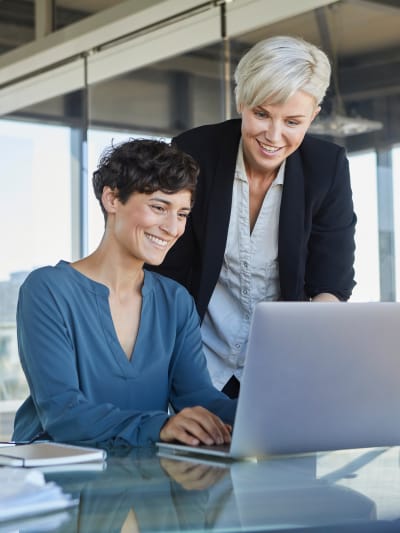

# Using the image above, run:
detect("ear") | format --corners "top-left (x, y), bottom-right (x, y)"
top-left (311, 105), bottom-right (321, 122)
top-left (101, 186), bottom-right (118, 215)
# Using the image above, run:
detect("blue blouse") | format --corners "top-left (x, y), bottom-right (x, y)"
top-left (13, 261), bottom-right (236, 446)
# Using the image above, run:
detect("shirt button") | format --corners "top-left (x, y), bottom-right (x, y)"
top-left (235, 343), bottom-right (241, 349)
top-left (243, 261), bottom-right (248, 269)
top-left (242, 289), bottom-right (248, 295)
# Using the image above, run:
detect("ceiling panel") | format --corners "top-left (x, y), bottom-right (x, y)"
top-left (235, 0), bottom-right (400, 59)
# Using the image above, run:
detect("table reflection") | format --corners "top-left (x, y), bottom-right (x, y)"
top-left (39, 446), bottom-right (400, 533)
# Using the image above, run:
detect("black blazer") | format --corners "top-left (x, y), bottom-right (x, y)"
top-left (151, 119), bottom-right (356, 319)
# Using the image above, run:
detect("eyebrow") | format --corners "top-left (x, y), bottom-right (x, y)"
top-left (150, 197), bottom-right (191, 210)
top-left (255, 105), bottom-right (308, 118)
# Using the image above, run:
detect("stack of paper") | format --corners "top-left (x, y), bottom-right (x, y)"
top-left (0, 467), bottom-right (77, 522)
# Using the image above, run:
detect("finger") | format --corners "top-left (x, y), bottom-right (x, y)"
top-left (163, 411), bottom-right (224, 445)
top-left (175, 415), bottom-right (217, 445)
top-left (160, 416), bottom-right (205, 445)
top-left (179, 407), bottom-right (231, 445)
top-left (217, 422), bottom-right (232, 444)
top-left (189, 409), bottom-right (232, 444)
top-left (160, 408), bottom-right (232, 445)
top-left (196, 412), bottom-right (231, 444)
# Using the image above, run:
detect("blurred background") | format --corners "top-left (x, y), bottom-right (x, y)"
top-left (0, 0), bottom-right (399, 437)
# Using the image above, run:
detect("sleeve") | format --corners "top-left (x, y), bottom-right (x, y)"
top-left (168, 294), bottom-right (237, 425)
top-left (16, 277), bottom-right (170, 447)
top-left (305, 148), bottom-right (356, 301)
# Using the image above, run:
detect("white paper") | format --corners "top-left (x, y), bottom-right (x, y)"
top-left (0, 467), bottom-right (77, 521)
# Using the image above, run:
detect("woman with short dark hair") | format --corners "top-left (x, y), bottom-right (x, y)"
top-left (13, 138), bottom-right (235, 447)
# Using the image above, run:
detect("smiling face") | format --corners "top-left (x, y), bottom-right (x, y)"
top-left (104, 188), bottom-right (192, 266)
top-left (239, 90), bottom-right (320, 179)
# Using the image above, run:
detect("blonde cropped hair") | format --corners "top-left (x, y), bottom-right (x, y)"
top-left (234, 35), bottom-right (331, 110)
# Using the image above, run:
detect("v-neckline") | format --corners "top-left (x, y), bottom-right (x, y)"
top-left (59, 261), bottom-right (151, 376)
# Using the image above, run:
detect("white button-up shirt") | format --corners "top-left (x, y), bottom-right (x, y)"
top-left (201, 141), bottom-right (285, 389)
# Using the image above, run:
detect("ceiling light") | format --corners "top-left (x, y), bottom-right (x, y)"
top-left (312, 7), bottom-right (384, 138)
top-left (309, 113), bottom-right (384, 137)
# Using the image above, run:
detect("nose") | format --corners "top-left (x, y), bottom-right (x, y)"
top-left (265, 120), bottom-right (282, 143)
top-left (160, 213), bottom-right (179, 237)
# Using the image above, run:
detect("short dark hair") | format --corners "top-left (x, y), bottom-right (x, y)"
top-left (93, 138), bottom-right (199, 220)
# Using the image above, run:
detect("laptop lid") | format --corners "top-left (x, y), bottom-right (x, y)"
top-left (230, 301), bottom-right (400, 457)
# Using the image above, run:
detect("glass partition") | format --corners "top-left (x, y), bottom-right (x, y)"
top-left (393, 146), bottom-right (400, 298)
top-left (229, 2), bottom-right (400, 300)
top-left (86, 44), bottom-right (227, 249)
top-left (348, 152), bottom-right (380, 301)
top-left (0, 97), bottom-right (76, 438)
top-left (1, 0), bottom-right (400, 437)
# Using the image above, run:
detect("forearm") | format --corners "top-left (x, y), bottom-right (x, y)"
top-left (37, 393), bottom-right (170, 446)
top-left (169, 302), bottom-right (236, 424)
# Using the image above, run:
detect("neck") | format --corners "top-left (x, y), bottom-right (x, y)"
top-left (72, 239), bottom-right (144, 295)
top-left (243, 155), bottom-right (279, 185)
top-left (245, 164), bottom-right (278, 186)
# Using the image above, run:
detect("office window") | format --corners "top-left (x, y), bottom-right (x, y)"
top-left (348, 152), bottom-right (380, 301)
top-left (393, 146), bottom-right (400, 299)
top-left (0, 120), bottom-right (72, 278)
top-left (0, 1), bottom-right (399, 443)
top-left (0, 117), bottom-right (72, 437)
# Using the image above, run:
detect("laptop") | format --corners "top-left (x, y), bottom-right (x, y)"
top-left (157, 302), bottom-right (400, 460)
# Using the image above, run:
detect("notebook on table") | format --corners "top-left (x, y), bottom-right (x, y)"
top-left (0, 442), bottom-right (107, 467)
top-left (157, 302), bottom-right (400, 460)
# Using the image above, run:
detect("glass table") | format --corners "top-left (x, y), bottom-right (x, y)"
top-left (4, 445), bottom-right (400, 532)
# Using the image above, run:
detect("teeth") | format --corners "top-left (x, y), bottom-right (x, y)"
top-left (259, 142), bottom-right (280, 153)
top-left (146, 234), bottom-right (168, 247)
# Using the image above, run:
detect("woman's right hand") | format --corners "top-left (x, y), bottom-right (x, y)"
top-left (159, 406), bottom-right (232, 446)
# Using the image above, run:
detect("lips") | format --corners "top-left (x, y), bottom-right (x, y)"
top-left (145, 233), bottom-right (168, 247)
top-left (258, 140), bottom-right (281, 154)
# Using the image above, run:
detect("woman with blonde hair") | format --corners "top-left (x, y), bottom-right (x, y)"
top-left (152, 36), bottom-right (356, 399)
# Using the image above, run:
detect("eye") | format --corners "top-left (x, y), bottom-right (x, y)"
top-left (287, 119), bottom-right (300, 127)
top-left (150, 204), bottom-right (165, 213)
top-left (254, 109), bottom-right (267, 119)
top-left (178, 212), bottom-right (190, 220)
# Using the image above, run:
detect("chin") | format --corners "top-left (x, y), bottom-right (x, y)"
top-left (145, 256), bottom-right (166, 266)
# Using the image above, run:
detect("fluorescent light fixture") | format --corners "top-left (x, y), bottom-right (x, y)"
top-left (309, 113), bottom-right (384, 137)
